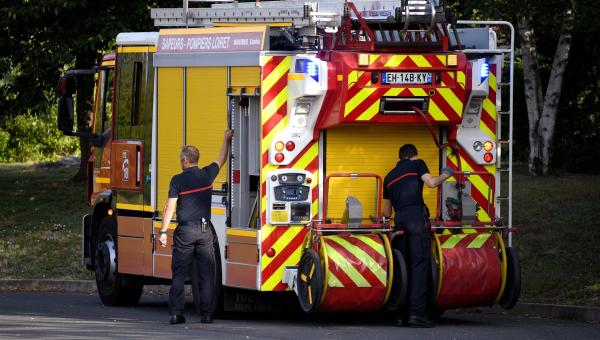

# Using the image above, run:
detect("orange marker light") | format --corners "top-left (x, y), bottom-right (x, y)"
top-left (483, 141), bottom-right (494, 151)
top-left (275, 141), bottom-right (284, 152)
top-left (275, 153), bottom-right (285, 163)
top-left (483, 152), bottom-right (493, 163)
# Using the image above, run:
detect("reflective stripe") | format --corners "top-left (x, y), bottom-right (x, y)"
top-left (441, 234), bottom-right (468, 249)
top-left (467, 233), bottom-right (491, 248)
top-left (179, 185), bottom-right (212, 195)
top-left (387, 172), bottom-right (418, 188)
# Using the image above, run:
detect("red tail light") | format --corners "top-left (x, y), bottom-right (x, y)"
top-left (483, 152), bottom-right (493, 163)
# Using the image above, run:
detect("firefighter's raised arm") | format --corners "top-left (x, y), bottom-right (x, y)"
top-left (421, 167), bottom-right (454, 188)
top-left (216, 129), bottom-right (234, 168)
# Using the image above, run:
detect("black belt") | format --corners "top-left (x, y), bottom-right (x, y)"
top-left (179, 219), bottom-right (210, 232)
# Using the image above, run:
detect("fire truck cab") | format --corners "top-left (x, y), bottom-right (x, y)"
top-left (57, 0), bottom-right (519, 314)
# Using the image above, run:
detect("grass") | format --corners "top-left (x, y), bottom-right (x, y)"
top-left (0, 163), bottom-right (92, 280)
top-left (512, 166), bottom-right (600, 306)
top-left (0, 162), bottom-right (598, 306)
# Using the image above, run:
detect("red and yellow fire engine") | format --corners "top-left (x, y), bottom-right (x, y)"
top-left (57, 0), bottom-right (519, 314)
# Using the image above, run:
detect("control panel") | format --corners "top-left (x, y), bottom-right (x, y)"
top-left (266, 169), bottom-right (313, 225)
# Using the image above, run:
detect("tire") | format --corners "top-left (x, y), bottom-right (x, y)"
top-left (191, 223), bottom-right (223, 316)
top-left (94, 216), bottom-right (143, 306)
top-left (499, 247), bottom-right (521, 309)
top-left (427, 254), bottom-right (445, 319)
top-left (385, 249), bottom-right (408, 312)
top-left (297, 249), bottom-right (323, 313)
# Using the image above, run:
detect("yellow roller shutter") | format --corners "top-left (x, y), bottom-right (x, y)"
top-left (325, 125), bottom-right (439, 221)
top-left (186, 67), bottom-right (228, 186)
top-left (157, 68), bottom-right (184, 211)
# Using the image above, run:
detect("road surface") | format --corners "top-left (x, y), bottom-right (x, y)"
top-left (0, 292), bottom-right (598, 339)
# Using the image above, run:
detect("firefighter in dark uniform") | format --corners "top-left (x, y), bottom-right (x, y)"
top-left (159, 130), bottom-right (234, 325)
top-left (383, 144), bottom-right (453, 328)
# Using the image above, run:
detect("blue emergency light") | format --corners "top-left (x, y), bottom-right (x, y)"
top-left (295, 59), bottom-right (319, 82)
top-left (480, 60), bottom-right (490, 82)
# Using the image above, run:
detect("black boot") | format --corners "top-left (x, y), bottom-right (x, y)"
top-left (169, 314), bottom-right (186, 324)
top-left (406, 315), bottom-right (434, 328)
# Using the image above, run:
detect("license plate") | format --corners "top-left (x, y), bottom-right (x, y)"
top-left (382, 72), bottom-right (432, 85)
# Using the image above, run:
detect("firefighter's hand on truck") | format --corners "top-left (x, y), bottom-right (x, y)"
top-left (224, 129), bottom-right (234, 141)
top-left (441, 167), bottom-right (455, 177)
top-left (159, 233), bottom-right (167, 247)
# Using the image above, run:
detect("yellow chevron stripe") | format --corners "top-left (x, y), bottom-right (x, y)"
top-left (262, 242), bottom-right (304, 290)
top-left (260, 117), bottom-right (288, 156)
top-left (489, 71), bottom-right (497, 90)
top-left (328, 236), bottom-right (386, 286)
top-left (462, 228), bottom-right (477, 234)
top-left (262, 57), bottom-right (290, 95)
top-left (261, 87), bottom-right (288, 124)
top-left (261, 55), bottom-right (273, 67)
top-left (345, 88), bottom-right (377, 117)
top-left (441, 234), bottom-right (468, 249)
top-left (327, 270), bottom-right (344, 288)
top-left (438, 88), bottom-right (464, 117)
top-left (457, 71), bottom-right (466, 89)
top-left (353, 235), bottom-right (385, 257)
top-left (467, 233), bottom-right (491, 248)
top-left (355, 99), bottom-right (381, 121)
top-left (427, 98), bottom-right (449, 121)
top-left (410, 88), bottom-right (449, 121)
top-left (436, 55), bottom-right (447, 66)
top-left (384, 88), bottom-right (404, 97)
top-left (260, 226), bottom-right (303, 270)
top-left (482, 98), bottom-right (496, 120)
top-left (384, 55), bottom-right (407, 68)
top-left (480, 121), bottom-right (496, 140)
top-left (369, 54), bottom-right (380, 65)
top-left (325, 242), bottom-right (370, 287)
top-left (410, 55), bottom-right (432, 68)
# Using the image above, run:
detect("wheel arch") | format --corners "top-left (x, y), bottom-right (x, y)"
top-left (89, 191), bottom-right (115, 267)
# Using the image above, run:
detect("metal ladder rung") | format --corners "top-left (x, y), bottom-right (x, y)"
top-left (497, 139), bottom-right (511, 144)
top-left (496, 196), bottom-right (510, 201)
top-left (497, 168), bottom-right (510, 173)
top-left (498, 111), bottom-right (511, 115)
top-left (497, 82), bottom-right (510, 86)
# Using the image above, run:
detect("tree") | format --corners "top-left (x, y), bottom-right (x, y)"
top-left (0, 0), bottom-right (180, 179)
top-left (518, 0), bottom-right (575, 175)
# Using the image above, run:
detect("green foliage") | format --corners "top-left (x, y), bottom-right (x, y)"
top-left (0, 111), bottom-right (78, 162)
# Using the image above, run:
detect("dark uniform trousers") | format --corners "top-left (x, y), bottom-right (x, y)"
top-left (168, 222), bottom-right (215, 317)
top-left (392, 205), bottom-right (431, 318)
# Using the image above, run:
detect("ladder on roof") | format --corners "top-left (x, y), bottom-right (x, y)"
top-left (151, 0), bottom-right (459, 51)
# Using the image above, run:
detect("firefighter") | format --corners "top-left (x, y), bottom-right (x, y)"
top-left (158, 129), bottom-right (234, 325)
top-left (383, 144), bottom-right (454, 328)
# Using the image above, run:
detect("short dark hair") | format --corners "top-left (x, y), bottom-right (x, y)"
top-left (399, 144), bottom-right (418, 159)
top-left (180, 145), bottom-right (199, 164)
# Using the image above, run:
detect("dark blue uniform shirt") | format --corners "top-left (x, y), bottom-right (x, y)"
top-left (383, 159), bottom-right (430, 212)
top-left (168, 163), bottom-right (219, 224)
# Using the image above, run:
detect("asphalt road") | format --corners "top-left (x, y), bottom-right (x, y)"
top-left (0, 292), bottom-right (598, 339)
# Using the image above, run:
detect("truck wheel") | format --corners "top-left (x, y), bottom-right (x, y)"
top-left (385, 249), bottom-right (408, 312)
top-left (499, 247), bottom-right (521, 309)
top-left (297, 249), bottom-right (323, 313)
top-left (95, 216), bottom-right (143, 306)
top-left (191, 224), bottom-right (223, 316)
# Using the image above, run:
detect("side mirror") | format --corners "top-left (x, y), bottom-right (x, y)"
top-left (57, 96), bottom-right (75, 134)
top-left (57, 75), bottom-right (76, 134)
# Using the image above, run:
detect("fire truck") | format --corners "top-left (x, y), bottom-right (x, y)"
top-left (57, 0), bottom-right (520, 314)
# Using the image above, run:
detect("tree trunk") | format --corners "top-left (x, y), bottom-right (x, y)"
top-left (518, 1), bottom-right (575, 176)
top-left (71, 50), bottom-right (96, 182)
top-left (539, 1), bottom-right (574, 174)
